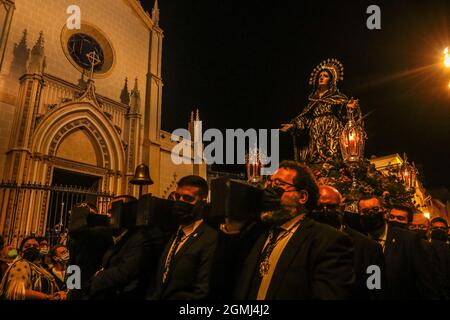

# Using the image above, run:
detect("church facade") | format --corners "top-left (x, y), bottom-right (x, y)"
top-left (0, 0), bottom-right (205, 243)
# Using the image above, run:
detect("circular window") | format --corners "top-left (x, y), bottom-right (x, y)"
top-left (67, 33), bottom-right (105, 71)
top-left (61, 23), bottom-right (115, 77)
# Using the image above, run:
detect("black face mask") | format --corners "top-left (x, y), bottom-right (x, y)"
top-left (309, 206), bottom-right (341, 229)
top-left (261, 186), bottom-right (284, 212)
top-left (388, 221), bottom-right (408, 230)
top-left (430, 228), bottom-right (449, 242)
top-left (415, 229), bottom-right (428, 240)
top-left (172, 201), bottom-right (197, 225)
top-left (360, 209), bottom-right (386, 234)
top-left (22, 247), bottom-right (40, 262)
top-left (342, 212), bottom-right (364, 233)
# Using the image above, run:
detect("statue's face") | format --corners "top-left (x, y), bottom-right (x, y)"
top-left (318, 70), bottom-right (331, 86)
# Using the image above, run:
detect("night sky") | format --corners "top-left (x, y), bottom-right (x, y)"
top-left (140, 0), bottom-right (450, 190)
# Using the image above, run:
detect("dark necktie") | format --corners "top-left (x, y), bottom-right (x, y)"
top-left (162, 229), bottom-right (184, 284)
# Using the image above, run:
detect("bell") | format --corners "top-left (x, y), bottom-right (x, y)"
top-left (130, 164), bottom-right (153, 186)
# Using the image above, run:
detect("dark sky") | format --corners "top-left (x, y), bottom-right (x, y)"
top-left (140, 0), bottom-right (450, 190)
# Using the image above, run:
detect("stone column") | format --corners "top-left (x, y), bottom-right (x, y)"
top-left (0, 0), bottom-right (15, 72)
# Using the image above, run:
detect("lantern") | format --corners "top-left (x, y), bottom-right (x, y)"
top-left (246, 148), bottom-right (265, 184)
top-left (340, 109), bottom-right (365, 191)
top-left (400, 155), bottom-right (417, 192)
top-left (340, 110), bottom-right (365, 163)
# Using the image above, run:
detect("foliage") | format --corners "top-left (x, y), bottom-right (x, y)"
top-left (311, 158), bottom-right (415, 209)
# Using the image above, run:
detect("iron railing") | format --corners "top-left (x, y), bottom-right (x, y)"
top-left (0, 181), bottom-right (113, 246)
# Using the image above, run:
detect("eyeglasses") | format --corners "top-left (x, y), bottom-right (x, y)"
top-left (409, 224), bottom-right (428, 231)
top-left (173, 193), bottom-right (196, 203)
top-left (265, 178), bottom-right (297, 191)
top-left (360, 207), bottom-right (386, 215)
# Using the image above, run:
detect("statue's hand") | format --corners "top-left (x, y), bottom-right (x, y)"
top-left (280, 123), bottom-right (294, 132)
top-left (346, 98), bottom-right (359, 110)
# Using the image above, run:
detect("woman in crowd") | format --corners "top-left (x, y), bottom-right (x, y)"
top-left (0, 236), bottom-right (65, 300)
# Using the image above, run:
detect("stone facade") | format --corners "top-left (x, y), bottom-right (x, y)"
top-left (0, 0), bottom-right (206, 243)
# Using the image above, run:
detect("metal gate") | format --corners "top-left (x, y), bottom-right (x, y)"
top-left (0, 181), bottom-right (113, 246)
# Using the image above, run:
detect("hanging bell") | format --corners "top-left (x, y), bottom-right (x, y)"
top-left (130, 164), bottom-right (153, 186)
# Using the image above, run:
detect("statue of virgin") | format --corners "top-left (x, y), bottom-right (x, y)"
top-left (281, 58), bottom-right (361, 164)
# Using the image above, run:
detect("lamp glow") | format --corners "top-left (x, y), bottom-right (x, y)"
top-left (444, 47), bottom-right (450, 68)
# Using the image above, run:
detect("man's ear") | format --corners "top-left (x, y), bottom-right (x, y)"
top-left (297, 190), bottom-right (309, 205)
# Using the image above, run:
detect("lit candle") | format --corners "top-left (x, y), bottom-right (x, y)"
top-left (349, 131), bottom-right (356, 155)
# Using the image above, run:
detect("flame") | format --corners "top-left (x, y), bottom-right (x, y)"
top-left (349, 132), bottom-right (355, 141)
top-left (424, 212), bottom-right (430, 219)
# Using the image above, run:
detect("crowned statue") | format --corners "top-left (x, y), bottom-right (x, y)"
top-left (281, 59), bottom-right (362, 165)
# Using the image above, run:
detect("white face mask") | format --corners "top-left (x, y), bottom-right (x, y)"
top-left (57, 251), bottom-right (70, 263)
top-left (40, 247), bottom-right (49, 255)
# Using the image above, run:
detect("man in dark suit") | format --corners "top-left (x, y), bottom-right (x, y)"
top-left (152, 175), bottom-right (218, 300)
top-left (359, 197), bottom-right (441, 299)
top-left (228, 161), bottom-right (355, 300)
top-left (88, 195), bottom-right (166, 300)
top-left (311, 185), bottom-right (385, 300)
top-left (425, 217), bottom-right (450, 299)
top-left (430, 217), bottom-right (449, 243)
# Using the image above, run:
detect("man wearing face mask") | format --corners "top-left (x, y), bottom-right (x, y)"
top-left (310, 185), bottom-right (385, 300)
top-left (409, 213), bottom-right (430, 240)
top-left (387, 205), bottom-right (412, 230)
top-left (229, 161), bottom-right (354, 300)
top-left (359, 196), bottom-right (441, 299)
top-left (427, 217), bottom-right (450, 299)
top-left (49, 245), bottom-right (70, 291)
top-left (152, 175), bottom-right (218, 300)
top-left (430, 217), bottom-right (449, 243)
top-left (37, 238), bottom-right (51, 269)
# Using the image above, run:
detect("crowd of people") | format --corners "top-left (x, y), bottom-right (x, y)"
top-left (0, 160), bottom-right (449, 300)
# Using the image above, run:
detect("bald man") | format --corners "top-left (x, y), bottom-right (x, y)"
top-left (315, 185), bottom-right (386, 300)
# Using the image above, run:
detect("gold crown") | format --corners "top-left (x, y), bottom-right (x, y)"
top-left (309, 58), bottom-right (344, 86)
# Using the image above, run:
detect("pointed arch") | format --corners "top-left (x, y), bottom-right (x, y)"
top-left (32, 101), bottom-right (125, 174)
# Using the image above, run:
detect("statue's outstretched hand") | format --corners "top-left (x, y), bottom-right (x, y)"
top-left (280, 123), bottom-right (294, 132)
top-left (346, 98), bottom-right (359, 110)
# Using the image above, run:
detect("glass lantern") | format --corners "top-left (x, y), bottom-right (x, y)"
top-left (340, 110), bottom-right (365, 163)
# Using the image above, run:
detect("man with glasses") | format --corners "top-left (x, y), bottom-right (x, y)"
top-left (152, 175), bottom-right (218, 300)
top-left (311, 185), bottom-right (385, 300)
top-left (409, 213), bottom-right (431, 239)
top-left (230, 161), bottom-right (355, 299)
top-left (359, 196), bottom-right (441, 299)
